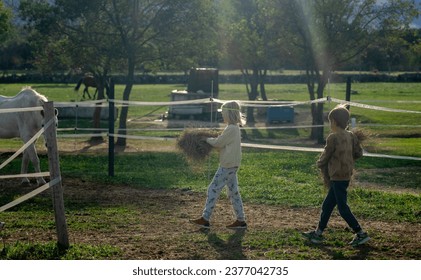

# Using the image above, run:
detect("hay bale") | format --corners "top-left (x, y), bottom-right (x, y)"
top-left (320, 165), bottom-right (330, 188)
top-left (176, 129), bottom-right (219, 161)
top-left (351, 128), bottom-right (370, 143)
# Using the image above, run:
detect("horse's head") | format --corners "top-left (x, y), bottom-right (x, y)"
top-left (32, 89), bottom-right (58, 146)
top-left (28, 87), bottom-right (58, 129)
top-left (40, 107), bottom-right (59, 129)
top-left (17, 87), bottom-right (58, 132)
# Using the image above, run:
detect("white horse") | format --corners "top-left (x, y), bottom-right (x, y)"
top-left (0, 87), bottom-right (54, 186)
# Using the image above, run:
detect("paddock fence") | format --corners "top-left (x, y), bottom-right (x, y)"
top-left (0, 102), bottom-right (69, 248)
top-left (51, 94), bottom-right (421, 175)
top-left (1, 89), bottom-right (418, 186)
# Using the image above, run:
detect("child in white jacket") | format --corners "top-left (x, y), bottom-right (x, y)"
top-left (190, 101), bottom-right (247, 229)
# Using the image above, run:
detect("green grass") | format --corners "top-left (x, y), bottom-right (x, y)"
top-left (2, 148), bottom-right (418, 220)
top-left (23, 81), bottom-right (418, 159)
top-left (2, 82), bottom-right (420, 135)
top-left (1, 242), bottom-right (121, 260)
top-left (37, 150), bottom-right (419, 224)
top-left (0, 151), bottom-right (419, 259)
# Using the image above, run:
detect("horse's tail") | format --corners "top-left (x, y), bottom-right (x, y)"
top-left (74, 78), bottom-right (83, 91)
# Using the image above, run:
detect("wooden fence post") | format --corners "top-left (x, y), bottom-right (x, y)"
top-left (44, 101), bottom-right (69, 249)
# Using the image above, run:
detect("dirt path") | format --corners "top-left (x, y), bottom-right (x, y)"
top-left (3, 177), bottom-right (418, 260)
top-left (66, 179), bottom-right (421, 259)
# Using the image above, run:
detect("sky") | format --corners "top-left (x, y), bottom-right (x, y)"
top-left (375, 0), bottom-right (421, 28)
top-left (411, 0), bottom-right (421, 28)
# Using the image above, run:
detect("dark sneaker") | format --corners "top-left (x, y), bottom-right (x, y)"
top-left (349, 232), bottom-right (370, 247)
top-left (0, 221), bottom-right (4, 231)
top-left (301, 230), bottom-right (323, 244)
top-left (226, 220), bottom-right (247, 229)
top-left (189, 217), bottom-right (210, 228)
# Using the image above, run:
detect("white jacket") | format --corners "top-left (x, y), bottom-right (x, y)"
top-left (206, 124), bottom-right (241, 168)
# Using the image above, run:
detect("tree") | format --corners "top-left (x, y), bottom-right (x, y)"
top-left (0, 1), bottom-right (16, 70)
top-left (19, 0), bottom-right (218, 147)
top-left (278, 0), bottom-right (418, 143)
top-left (104, 0), bottom-right (218, 147)
top-left (0, 2), bottom-right (12, 41)
top-left (160, 1), bottom-right (219, 72)
top-left (223, 0), bottom-right (286, 122)
top-left (406, 28), bottom-right (421, 71)
top-left (19, 0), bottom-right (116, 140)
top-left (220, 0), bottom-right (288, 122)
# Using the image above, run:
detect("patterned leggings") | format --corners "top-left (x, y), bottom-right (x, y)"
top-left (202, 166), bottom-right (245, 222)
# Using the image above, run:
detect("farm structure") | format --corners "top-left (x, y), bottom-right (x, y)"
top-left (166, 68), bottom-right (220, 121)
top-left (266, 106), bottom-right (295, 124)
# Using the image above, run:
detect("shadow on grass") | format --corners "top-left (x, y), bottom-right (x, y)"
top-left (320, 243), bottom-right (372, 260)
top-left (59, 152), bottom-right (201, 190)
top-left (302, 238), bottom-right (372, 260)
top-left (200, 228), bottom-right (247, 260)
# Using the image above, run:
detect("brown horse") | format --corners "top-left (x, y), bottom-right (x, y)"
top-left (74, 75), bottom-right (98, 99)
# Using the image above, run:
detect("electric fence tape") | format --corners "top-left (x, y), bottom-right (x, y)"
top-left (0, 177), bottom-right (61, 213)
top-left (0, 118), bottom-right (54, 170)
top-left (53, 97), bottom-right (421, 161)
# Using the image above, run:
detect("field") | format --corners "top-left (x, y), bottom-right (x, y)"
top-left (0, 82), bottom-right (420, 260)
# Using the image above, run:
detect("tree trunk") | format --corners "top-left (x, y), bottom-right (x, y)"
top-left (309, 74), bottom-right (327, 144)
top-left (246, 69), bottom-right (259, 123)
top-left (91, 75), bottom-right (107, 143)
top-left (242, 68), bottom-right (269, 123)
top-left (259, 69), bottom-right (268, 101)
top-left (115, 58), bottom-right (135, 147)
top-left (306, 68), bottom-right (327, 144)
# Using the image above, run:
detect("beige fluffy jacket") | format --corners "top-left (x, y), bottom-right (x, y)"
top-left (317, 129), bottom-right (363, 181)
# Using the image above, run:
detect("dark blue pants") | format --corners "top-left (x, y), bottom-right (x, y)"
top-left (318, 180), bottom-right (362, 233)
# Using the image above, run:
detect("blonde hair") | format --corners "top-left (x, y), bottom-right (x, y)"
top-left (220, 101), bottom-right (244, 125)
top-left (328, 105), bottom-right (350, 129)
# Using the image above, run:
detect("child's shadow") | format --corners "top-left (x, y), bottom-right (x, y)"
top-left (204, 229), bottom-right (247, 260)
top-left (309, 240), bottom-right (372, 260)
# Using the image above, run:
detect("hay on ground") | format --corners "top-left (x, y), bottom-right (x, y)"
top-left (176, 129), bottom-right (219, 161)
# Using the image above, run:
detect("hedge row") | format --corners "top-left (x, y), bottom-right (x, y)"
top-left (1, 72), bottom-right (420, 84)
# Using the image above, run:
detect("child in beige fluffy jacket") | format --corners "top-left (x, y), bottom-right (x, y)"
top-left (302, 105), bottom-right (370, 247)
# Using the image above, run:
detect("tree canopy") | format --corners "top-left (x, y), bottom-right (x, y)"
top-left (276, 0), bottom-right (419, 142)
top-left (0, 2), bottom-right (12, 42)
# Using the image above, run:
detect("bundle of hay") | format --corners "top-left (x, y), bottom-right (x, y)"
top-left (176, 129), bottom-right (219, 161)
top-left (351, 127), bottom-right (370, 143)
top-left (320, 166), bottom-right (330, 188)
